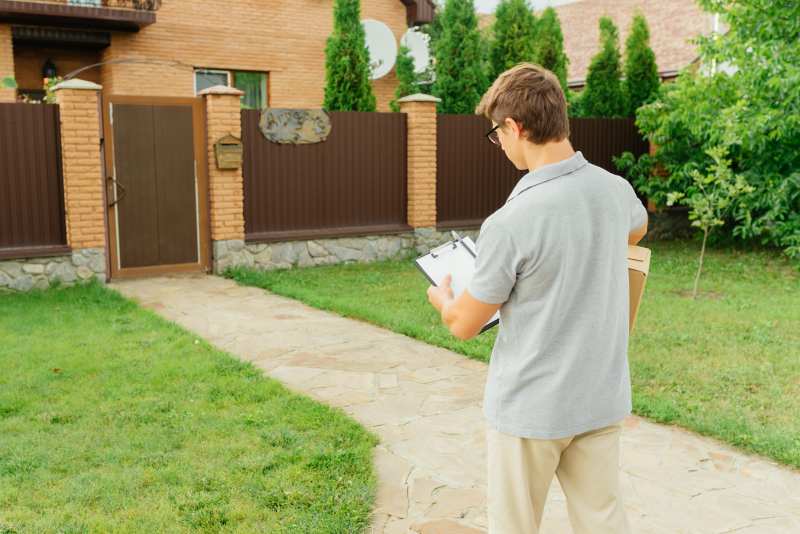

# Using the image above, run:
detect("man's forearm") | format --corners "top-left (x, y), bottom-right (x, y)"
top-left (441, 292), bottom-right (502, 341)
top-left (629, 221), bottom-right (648, 245)
top-left (428, 281), bottom-right (502, 341)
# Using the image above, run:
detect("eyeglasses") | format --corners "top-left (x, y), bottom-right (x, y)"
top-left (485, 124), bottom-right (501, 146)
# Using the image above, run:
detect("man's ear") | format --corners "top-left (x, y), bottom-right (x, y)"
top-left (504, 117), bottom-right (525, 139)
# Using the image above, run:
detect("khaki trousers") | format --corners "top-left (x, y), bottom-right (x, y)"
top-left (486, 420), bottom-right (631, 534)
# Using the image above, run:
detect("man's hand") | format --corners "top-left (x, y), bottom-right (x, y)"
top-left (427, 274), bottom-right (454, 313)
top-left (426, 274), bottom-right (502, 341)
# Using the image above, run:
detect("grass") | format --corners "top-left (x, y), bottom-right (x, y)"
top-left (0, 282), bottom-right (378, 534)
top-left (226, 239), bottom-right (800, 470)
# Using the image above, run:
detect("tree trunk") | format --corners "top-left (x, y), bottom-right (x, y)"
top-left (692, 227), bottom-right (709, 300)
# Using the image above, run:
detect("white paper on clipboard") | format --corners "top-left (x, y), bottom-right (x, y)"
top-left (415, 234), bottom-right (500, 333)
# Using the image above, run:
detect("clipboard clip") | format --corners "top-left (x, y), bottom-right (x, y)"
top-left (430, 231), bottom-right (464, 259)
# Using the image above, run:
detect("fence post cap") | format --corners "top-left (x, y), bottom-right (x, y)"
top-left (398, 93), bottom-right (441, 104)
top-left (198, 85), bottom-right (245, 97)
top-left (53, 79), bottom-right (102, 91)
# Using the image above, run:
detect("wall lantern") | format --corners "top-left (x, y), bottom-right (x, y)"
top-left (42, 58), bottom-right (57, 80)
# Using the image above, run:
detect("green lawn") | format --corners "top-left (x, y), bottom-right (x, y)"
top-left (227, 239), bottom-right (800, 469)
top-left (0, 282), bottom-right (377, 534)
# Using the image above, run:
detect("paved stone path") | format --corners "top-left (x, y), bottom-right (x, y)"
top-left (111, 275), bottom-right (800, 534)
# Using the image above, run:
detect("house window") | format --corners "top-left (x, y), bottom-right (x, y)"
top-left (233, 71), bottom-right (267, 110)
top-left (194, 68), bottom-right (268, 109)
top-left (194, 69), bottom-right (230, 94)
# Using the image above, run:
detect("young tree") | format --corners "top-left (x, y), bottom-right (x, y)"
top-left (666, 146), bottom-right (753, 299)
top-left (431, 0), bottom-right (489, 114)
top-left (623, 13), bottom-right (660, 117)
top-left (390, 45), bottom-right (420, 112)
top-left (323, 0), bottom-right (376, 111)
top-left (533, 7), bottom-right (569, 91)
top-left (581, 16), bottom-right (625, 117)
top-left (489, 0), bottom-right (538, 81)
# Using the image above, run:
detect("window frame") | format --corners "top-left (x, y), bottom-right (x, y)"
top-left (232, 70), bottom-right (268, 110)
top-left (193, 68), bottom-right (232, 95)
top-left (194, 68), bottom-right (269, 109)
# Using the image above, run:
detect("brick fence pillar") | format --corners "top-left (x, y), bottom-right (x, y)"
top-left (399, 94), bottom-right (440, 229)
top-left (53, 79), bottom-right (107, 281)
top-left (0, 24), bottom-right (16, 102)
top-left (199, 85), bottom-right (245, 273)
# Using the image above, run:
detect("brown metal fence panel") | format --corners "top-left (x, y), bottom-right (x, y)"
top-left (568, 117), bottom-right (649, 177)
top-left (242, 110), bottom-right (408, 241)
top-left (436, 114), bottom-right (524, 228)
top-left (0, 103), bottom-right (67, 256)
top-left (436, 115), bottom-right (649, 227)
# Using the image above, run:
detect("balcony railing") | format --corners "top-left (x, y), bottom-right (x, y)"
top-left (0, 0), bottom-right (160, 30)
top-left (31, 0), bottom-right (161, 11)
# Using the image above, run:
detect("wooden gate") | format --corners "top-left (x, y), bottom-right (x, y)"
top-left (103, 96), bottom-right (210, 278)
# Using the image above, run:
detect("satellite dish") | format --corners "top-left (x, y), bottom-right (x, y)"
top-left (361, 19), bottom-right (397, 80)
top-left (400, 27), bottom-right (431, 75)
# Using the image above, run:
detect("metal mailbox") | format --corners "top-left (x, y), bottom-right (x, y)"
top-left (214, 134), bottom-right (243, 170)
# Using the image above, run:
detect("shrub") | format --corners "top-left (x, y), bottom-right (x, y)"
top-left (323, 0), bottom-right (376, 112)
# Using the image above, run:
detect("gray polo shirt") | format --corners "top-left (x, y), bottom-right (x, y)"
top-left (468, 151), bottom-right (648, 439)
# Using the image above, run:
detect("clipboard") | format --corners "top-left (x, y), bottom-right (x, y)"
top-left (415, 231), bottom-right (500, 334)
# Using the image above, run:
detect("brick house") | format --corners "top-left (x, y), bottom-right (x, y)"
top-left (0, 0), bottom-right (435, 109)
top-left (479, 0), bottom-right (719, 89)
top-left (0, 0), bottom-right (442, 290)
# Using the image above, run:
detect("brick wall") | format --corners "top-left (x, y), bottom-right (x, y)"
top-left (0, 24), bottom-right (15, 102)
top-left (101, 0), bottom-right (407, 111)
top-left (54, 81), bottom-right (106, 250)
top-left (201, 87), bottom-right (245, 241)
top-left (400, 95), bottom-right (439, 228)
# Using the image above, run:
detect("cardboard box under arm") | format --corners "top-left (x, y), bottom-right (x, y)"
top-left (628, 245), bottom-right (651, 334)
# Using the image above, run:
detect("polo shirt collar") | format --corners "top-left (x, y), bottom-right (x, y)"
top-left (506, 151), bottom-right (588, 203)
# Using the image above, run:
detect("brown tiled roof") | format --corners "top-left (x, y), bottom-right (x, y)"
top-left (479, 0), bottom-right (715, 85)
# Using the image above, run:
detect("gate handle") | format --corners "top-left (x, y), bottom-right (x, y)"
top-left (107, 176), bottom-right (127, 208)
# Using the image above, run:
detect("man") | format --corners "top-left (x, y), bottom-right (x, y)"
top-left (426, 63), bottom-right (648, 533)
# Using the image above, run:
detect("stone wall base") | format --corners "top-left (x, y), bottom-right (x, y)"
top-left (413, 227), bottom-right (480, 255)
top-left (0, 248), bottom-right (107, 292)
top-left (212, 227), bottom-right (481, 274)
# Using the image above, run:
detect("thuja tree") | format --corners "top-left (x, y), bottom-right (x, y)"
top-left (489, 0), bottom-right (537, 81)
top-left (323, 0), bottom-right (376, 111)
top-left (390, 45), bottom-right (420, 112)
top-left (581, 16), bottom-right (625, 117)
top-left (623, 13), bottom-right (660, 116)
top-left (431, 0), bottom-right (489, 114)
top-left (533, 7), bottom-right (568, 91)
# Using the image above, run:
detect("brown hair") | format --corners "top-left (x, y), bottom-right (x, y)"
top-left (476, 63), bottom-right (569, 144)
